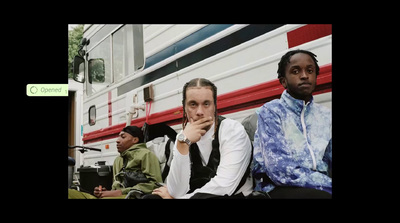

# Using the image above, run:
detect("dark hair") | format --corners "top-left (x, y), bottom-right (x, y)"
top-left (277, 49), bottom-right (320, 79)
top-left (182, 78), bottom-right (218, 135)
top-left (122, 126), bottom-right (144, 143)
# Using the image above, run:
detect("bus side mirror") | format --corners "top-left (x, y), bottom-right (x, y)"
top-left (73, 55), bottom-right (85, 83)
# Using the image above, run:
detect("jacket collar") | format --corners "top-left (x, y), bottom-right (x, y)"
top-left (120, 143), bottom-right (146, 157)
top-left (281, 90), bottom-right (314, 115)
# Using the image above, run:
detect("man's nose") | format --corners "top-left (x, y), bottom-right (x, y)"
top-left (300, 70), bottom-right (308, 79)
top-left (196, 105), bottom-right (205, 116)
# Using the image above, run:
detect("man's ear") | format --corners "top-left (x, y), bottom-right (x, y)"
top-left (279, 77), bottom-right (287, 89)
top-left (132, 137), bottom-right (139, 144)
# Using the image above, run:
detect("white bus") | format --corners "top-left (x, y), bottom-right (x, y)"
top-left (71, 24), bottom-right (332, 174)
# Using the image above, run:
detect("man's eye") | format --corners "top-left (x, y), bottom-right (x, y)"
top-left (308, 69), bottom-right (314, 74)
top-left (292, 69), bottom-right (299, 74)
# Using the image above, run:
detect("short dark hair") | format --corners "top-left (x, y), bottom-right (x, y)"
top-left (122, 126), bottom-right (144, 143)
top-left (277, 49), bottom-right (319, 79)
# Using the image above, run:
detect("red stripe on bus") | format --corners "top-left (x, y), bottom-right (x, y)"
top-left (287, 24), bottom-right (332, 48)
top-left (83, 64), bottom-right (331, 144)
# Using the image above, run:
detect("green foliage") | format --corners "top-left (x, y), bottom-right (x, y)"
top-left (68, 25), bottom-right (84, 79)
top-left (89, 58), bottom-right (105, 83)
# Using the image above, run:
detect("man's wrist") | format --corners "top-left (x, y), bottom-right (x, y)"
top-left (177, 130), bottom-right (192, 146)
top-left (176, 133), bottom-right (190, 155)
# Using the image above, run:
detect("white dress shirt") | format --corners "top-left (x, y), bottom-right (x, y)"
top-left (166, 118), bottom-right (253, 198)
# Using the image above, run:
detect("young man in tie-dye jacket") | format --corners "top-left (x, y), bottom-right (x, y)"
top-left (252, 49), bottom-right (332, 198)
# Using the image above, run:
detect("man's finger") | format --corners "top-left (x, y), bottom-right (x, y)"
top-left (194, 116), bottom-right (213, 124)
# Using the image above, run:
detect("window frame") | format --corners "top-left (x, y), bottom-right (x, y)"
top-left (84, 24), bottom-right (145, 96)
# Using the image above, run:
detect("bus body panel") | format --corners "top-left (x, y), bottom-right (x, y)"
top-left (74, 24), bottom-right (332, 167)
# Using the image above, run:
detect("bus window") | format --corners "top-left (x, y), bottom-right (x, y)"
top-left (87, 36), bottom-right (111, 95)
top-left (113, 26), bottom-right (125, 83)
top-left (88, 58), bottom-right (105, 83)
top-left (132, 25), bottom-right (144, 71)
top-left (84, 25), bottom-right (145, 95)
top-left (89, 105), bottom-right (96, 126)
top-left (113, 25), bottom-right (145, 83)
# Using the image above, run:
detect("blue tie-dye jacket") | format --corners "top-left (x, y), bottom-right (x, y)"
top-left (252, 90), bottom-right (332, 194)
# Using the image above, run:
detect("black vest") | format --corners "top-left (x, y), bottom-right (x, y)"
top-left (188, 116), bottom-right (251, 195)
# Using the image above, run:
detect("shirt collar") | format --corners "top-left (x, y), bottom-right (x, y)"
top-left (281, 90), bottom-right (314, 114)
